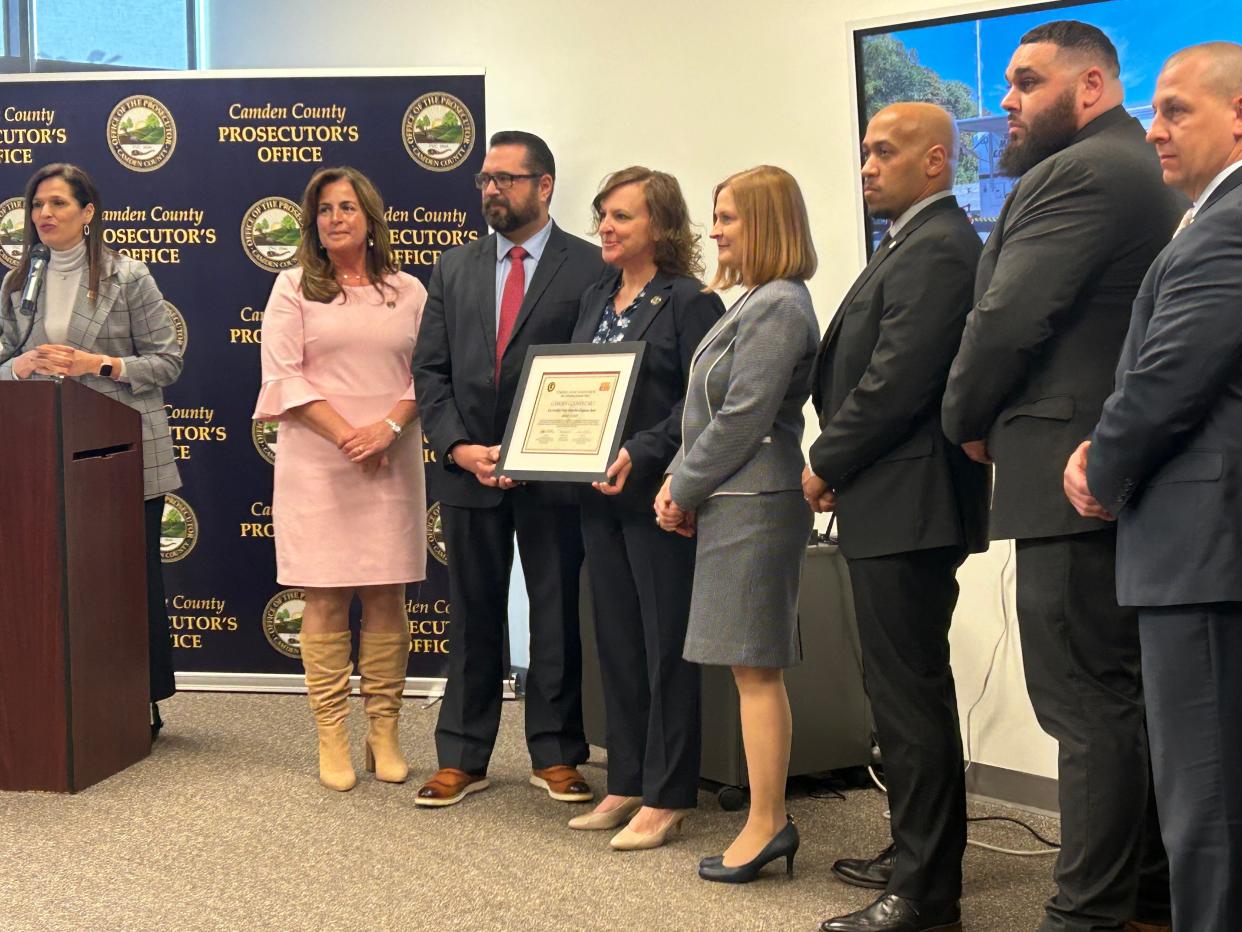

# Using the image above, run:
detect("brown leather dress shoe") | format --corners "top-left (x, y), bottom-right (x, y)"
top-left (414, 768), bottom-right (490, 807)
top-left (530, 764), bottom-right (593, 802)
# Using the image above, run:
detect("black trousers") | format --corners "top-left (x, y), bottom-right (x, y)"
top-left (1015, 529), bottom-right (1170, 931)
top-left (847, 545), bottom-right (967, 901)
top-left (1139, 603), bottom-right (1242, 932)
top-left (143, 496), bottom-right (176, 703)
top-left (436, 490), bottom-right (588, 774)
top-left (581, 500), bottom-right (701, 809)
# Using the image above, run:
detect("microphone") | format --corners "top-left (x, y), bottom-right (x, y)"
top-left (20, 243), bottom-right (51, 315)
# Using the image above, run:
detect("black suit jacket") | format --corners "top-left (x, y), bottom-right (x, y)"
top-left (810, 197), bottom-right (989, 560)
top-left (571, 270), bottom-right (724, 513)
top-left (941, 106), bottom-right (1185, 540)
top-left (1087, 167), bottom-right (1242, 606)
top-left (412, 222), bottom-right (606, 507)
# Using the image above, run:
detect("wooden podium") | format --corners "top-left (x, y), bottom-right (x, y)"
top-left (0, 379), bottom-right (151, 792)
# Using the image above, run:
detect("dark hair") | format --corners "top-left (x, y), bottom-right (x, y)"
top-left (488, 130), bottom-right (556, 180)
top-left (1, 163), bottom-right (106, 307)
top-left (591, 166), bottom-right (704, 278)
top-left (1020, 20), bottom-right (1120, 77)
top-left (295, 166), bottom-right (398, 304)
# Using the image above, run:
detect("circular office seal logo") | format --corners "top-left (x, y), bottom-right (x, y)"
top-left (252, 419), bottom-right (279, 464)
top-left (426, 501), bottom-right (448, 565)
top-left (160, 493), bottom-right (198, 563)
top-left (241, 197), bottom-right (302, 272)
top-left (0, 198), bottom-right (26, 269)
top-left (262, 588), bottom-right (306, 659)
top-left (401, 93), bottom-right (475, 172)
top-left (107, 95), bottom-right (177, 172)
top-left (164, 300), bottom-right (188, 353)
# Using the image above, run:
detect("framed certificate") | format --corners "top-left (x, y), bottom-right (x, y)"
top-left (497, 342), bottom-right (647, 483)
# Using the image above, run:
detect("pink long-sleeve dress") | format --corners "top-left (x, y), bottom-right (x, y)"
top-left (253, 268), bottom-right (427, 587)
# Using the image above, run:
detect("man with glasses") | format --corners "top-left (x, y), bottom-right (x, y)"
top-left (942, 21), bottom-right (1182, 932)
top-left (412, 130), bottom-right (605, 807)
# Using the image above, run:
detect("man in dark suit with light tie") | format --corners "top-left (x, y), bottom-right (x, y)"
top-left (805, 102), bottom-right (988, 932)
top-left (941, 22), bottom-right (1183, 932)
top-left (1065, 42), bottom-right (1242, 932)
top-left (412, 131), bottom-right (605, 807)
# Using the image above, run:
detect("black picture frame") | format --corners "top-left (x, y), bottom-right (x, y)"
top-left (497, 341), bottom-right (647, 483)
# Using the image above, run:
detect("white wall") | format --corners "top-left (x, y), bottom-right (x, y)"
top-left (206, 0), bottom-right (1057, 779)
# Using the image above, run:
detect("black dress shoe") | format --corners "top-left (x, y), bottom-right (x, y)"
top-left (820, 893), bottom-right (961, 932)
top-left (831, 843), bottom-right (895, 889)
top-left (151, 702), bottom-right (163, 741)
top-left (698, 816), bottom-right (799, 883)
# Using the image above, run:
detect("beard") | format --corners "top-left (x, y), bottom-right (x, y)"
top-left (998, 89), bottom-right (1079, 177)
top-left (483, 190), bottom-right (539, 234)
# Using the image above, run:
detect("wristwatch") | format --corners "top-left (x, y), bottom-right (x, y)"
top-left (383, 417), bottom-right (402, 437)
top-left (98, 360), bottom-right (114, 378)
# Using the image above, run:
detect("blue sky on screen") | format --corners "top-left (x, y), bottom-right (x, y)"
top-left (890, 0), bottom-right (1237, 115)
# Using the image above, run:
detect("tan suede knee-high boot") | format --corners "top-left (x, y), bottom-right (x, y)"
top-left (300, 631), bottom-right (357, 791)
top-left (358, 630), bottom-right (410, 783)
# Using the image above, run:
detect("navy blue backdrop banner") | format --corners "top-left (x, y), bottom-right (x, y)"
top-left (0, 70), bottom-right (485, 690)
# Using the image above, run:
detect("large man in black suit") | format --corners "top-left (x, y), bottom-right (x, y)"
top-left (411, 131), bottom-right (605, 807)
top-left (941, 22), bottom-right (1183, 932)
top-left (1066, 43), bottom-right (1242, 932)
top-left (806, 103), bottom-right (988, 932)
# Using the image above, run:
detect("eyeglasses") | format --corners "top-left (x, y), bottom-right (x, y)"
top-left (473, 172), bottom-right (540, 191)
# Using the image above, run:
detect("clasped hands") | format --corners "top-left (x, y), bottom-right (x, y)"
top-left (453, 443), bottom-right (520, 489)
top-left (800, 467), bottom-right (836, 513)
top-left (338, 421), bottom-right (398, 475)
top-left (653, 476), bottom-right (695, 538)
top-left (1063, 440), bottom-right (1114, 521)
top-left (15, 344), bottom-right (108, 380)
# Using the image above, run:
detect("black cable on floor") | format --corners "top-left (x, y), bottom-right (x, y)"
top-left (967, 814), bottom-right (1060, 849)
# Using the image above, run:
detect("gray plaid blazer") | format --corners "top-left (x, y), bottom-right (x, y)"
top-left (1, 251), bottom-right (183, 499)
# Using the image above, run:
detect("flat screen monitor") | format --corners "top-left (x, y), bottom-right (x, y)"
top-left (853, 0), bottom-right (1234, 248)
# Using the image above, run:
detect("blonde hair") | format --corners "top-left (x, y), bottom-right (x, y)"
top-left (296, 166), bottom-right (398, 304)
top-left (708, 165), bottom-right (817, 290)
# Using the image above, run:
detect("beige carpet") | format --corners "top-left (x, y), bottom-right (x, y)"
top-left (0, 693), bottom-right (1060, 931)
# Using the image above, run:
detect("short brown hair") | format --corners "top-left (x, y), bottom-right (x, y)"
top-left (296, 166), bottom-right (398, 304)
top-left (709, 165), bottom-right (817, 290)
top-left (590, 166), bottom-right (704, 278)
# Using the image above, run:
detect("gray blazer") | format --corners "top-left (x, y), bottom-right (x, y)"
top-left (669, 278), bottom-right (819, 509)
top-left (1, 251), bottom-right (183, 499)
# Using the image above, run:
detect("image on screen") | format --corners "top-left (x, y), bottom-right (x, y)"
top-left (854, 0), bottom-right (1236, 248)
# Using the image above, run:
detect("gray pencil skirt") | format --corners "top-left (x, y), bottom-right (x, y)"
top-left (682, 489), bottom-right (813, 668)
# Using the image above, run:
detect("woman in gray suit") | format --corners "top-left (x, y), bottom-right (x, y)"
top-left (0, 163), bottom-right (184, 737)
top-left (656, 165), bottom-right (819, 883)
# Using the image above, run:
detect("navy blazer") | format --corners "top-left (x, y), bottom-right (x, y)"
top-left (1087, 166), bottom-right (1242, 607)
top-left (412, 223), bottom-right (606, 508)
top-left (572, 269), bottom-right (723, 513)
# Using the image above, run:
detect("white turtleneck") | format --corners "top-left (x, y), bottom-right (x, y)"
top-left (43, 239), bottom-right (87, 344)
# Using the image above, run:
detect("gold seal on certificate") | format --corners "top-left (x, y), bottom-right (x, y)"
top-left (499, 343), bottom-right (646, 482)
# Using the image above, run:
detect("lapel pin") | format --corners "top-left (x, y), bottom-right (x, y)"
top-left (650, 295), bottom-right (662, 305)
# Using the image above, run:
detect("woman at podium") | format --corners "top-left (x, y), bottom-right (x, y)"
top-left (254, 166), bottom-right (427, 792)
top-left (0, 162), bottom-right (183, 738)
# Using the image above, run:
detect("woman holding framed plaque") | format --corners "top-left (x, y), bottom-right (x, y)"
top-left (0, 162), bottom-right (183, 740)
top-left (254, 166), bottom-right (426, 792)
top-left (656, 165), bottom-right (819, 882)
top-left (568, 167), bottom-right (723, 850)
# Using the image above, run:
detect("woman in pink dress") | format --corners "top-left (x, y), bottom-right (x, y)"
top-left (254, 166), bottom-right (426, 792)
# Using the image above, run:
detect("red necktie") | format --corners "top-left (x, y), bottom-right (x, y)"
top-left (495, 245), bottom-right (529, 383)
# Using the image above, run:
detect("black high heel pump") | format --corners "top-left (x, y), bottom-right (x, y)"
top-left (698, 815), bottom-right (799, 883)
